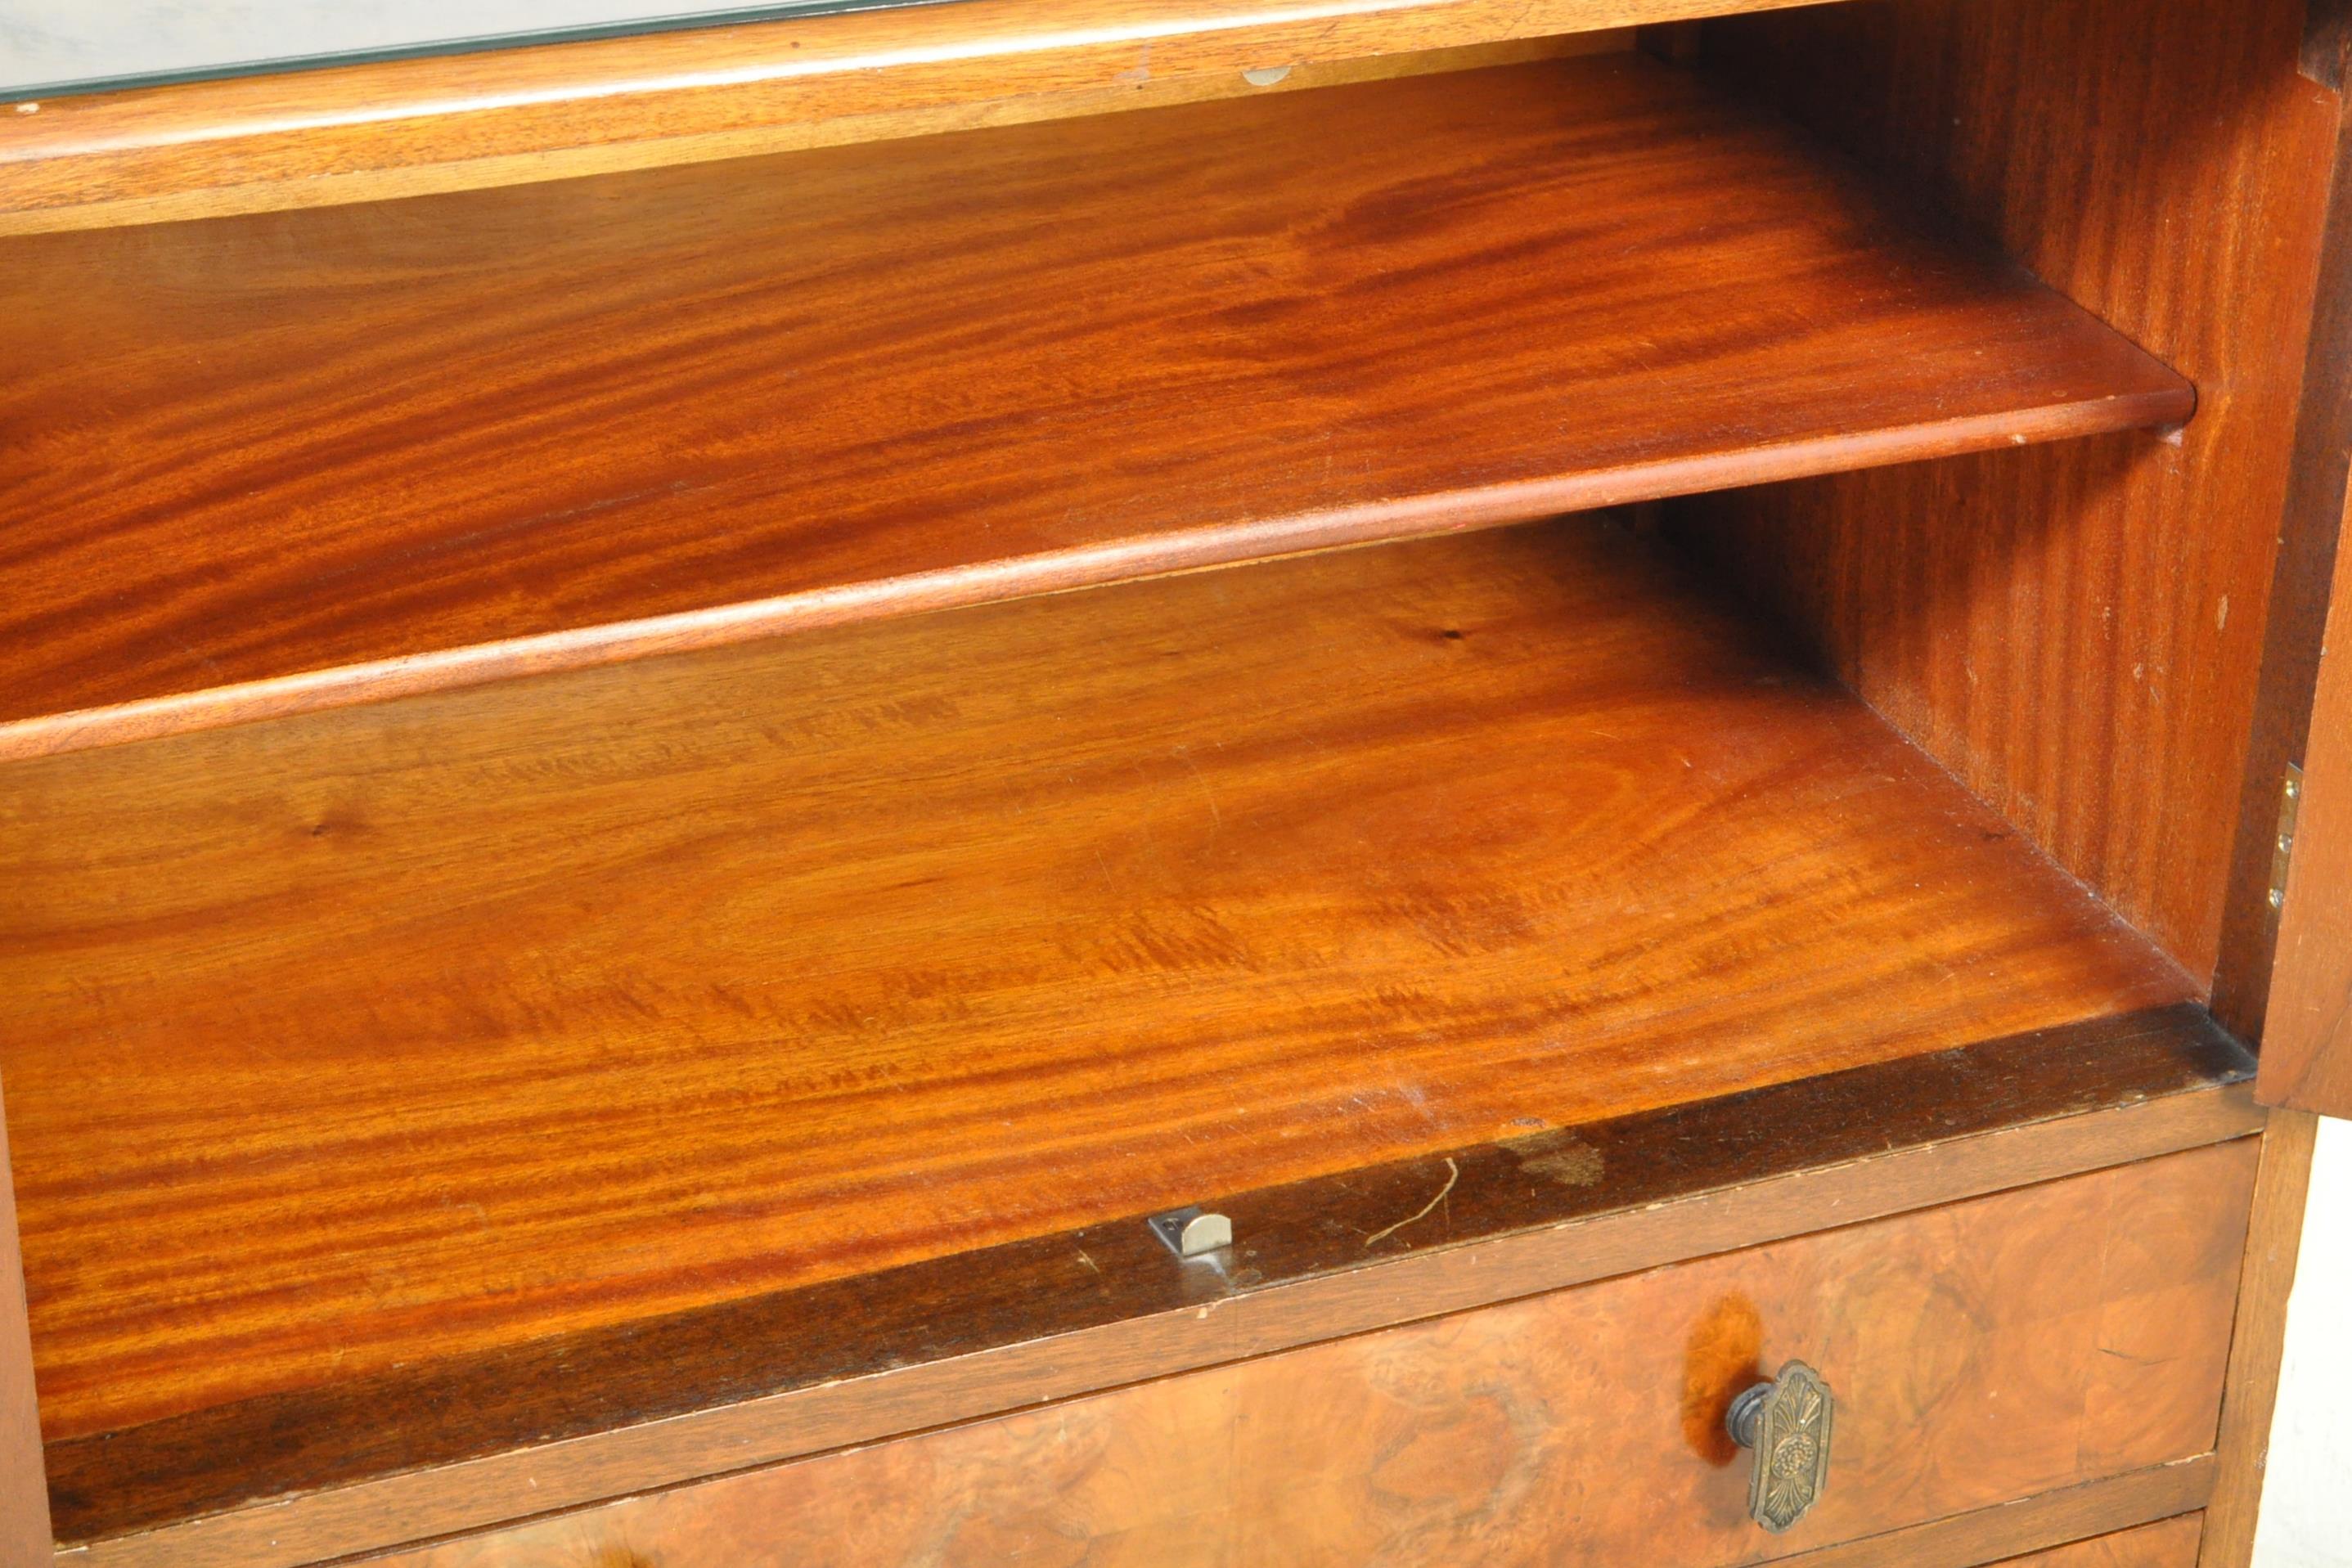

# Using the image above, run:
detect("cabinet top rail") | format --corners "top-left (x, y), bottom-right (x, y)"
top-left (0, 0), bottom-right (1813, 232)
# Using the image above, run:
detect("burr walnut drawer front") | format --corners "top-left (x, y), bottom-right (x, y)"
top-left (2003, 1516), bottom-right (2207, 1567)
top-left (376, 1139), bottom-right (2254, 1568)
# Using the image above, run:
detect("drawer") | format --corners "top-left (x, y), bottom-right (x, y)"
top-left (372, 1139), bottom-right (2253, 1567)
top-left (2000, 1516), bottom-right (2202, 1566)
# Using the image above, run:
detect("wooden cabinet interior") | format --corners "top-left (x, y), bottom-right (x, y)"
top-left (0, 0), bottom-right (2345, 1562)
top-left (1666, 0), bottom-right (2341, 990)
top-left (5, 519), bottom-right (2205, 1545)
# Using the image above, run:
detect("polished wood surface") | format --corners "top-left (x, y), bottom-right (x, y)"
top-left (0, 56), bottom-right (2193, 760)
top-left (1999, 1516), bottom-right (2202, 1568)
top-left (1676, 0), bottom-right (2338, 985)
top-left (0, 1076), bottom-right (50, 1568)
top-left (2256, 498), bottom-right (2352, 1112)
top-left (0, 0), bottom-right (1833, 233)
top-left (2196, 1109), bottom-right (2319, 1568)
top-left (49, 1008), bottom-right (2255, 1561)
top-left (361, 1142), bottom-right (2252, 1568)
top-left (0, 522), bottom-right (2195, 1452)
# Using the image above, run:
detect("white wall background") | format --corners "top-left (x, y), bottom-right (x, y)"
top-left (0, 2), bottom-right (785, 90)
top-left (2255, 1115), bottom-right (2352, 1568)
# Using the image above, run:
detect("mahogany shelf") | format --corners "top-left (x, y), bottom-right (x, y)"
top-left (0, 54), bottom-right (2191, 760)
top-left (0, 519), bottom-right (2200, 1548)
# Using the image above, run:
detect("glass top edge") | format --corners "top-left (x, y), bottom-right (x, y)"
top-left (2, 0), bottom-right (968, 104)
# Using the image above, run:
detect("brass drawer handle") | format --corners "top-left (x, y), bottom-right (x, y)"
top-left (1725, 1360), bottom-right (1834, 1533)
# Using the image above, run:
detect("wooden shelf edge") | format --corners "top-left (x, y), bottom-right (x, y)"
top-left (0, 389), bottom-right (2192, 766)
top-left (49, 1006), bottom-right (2257, 1568)
top-left (0, 0), bottom-right (1821, 232)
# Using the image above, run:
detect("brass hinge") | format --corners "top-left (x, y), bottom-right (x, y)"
top-left (2270, 762), bottom-right (2306, 912)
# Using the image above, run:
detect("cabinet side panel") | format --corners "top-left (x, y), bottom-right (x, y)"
top-left (2211, 73), bottom-right (2352, 1040)
top-left (2258, 484), bottom-right (2352, 1112)
top-left (1674, 0), bottom-right (2340, 984)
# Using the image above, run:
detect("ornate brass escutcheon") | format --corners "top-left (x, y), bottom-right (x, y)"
top-left (1725, 1360), bottom-right (1833, 1532)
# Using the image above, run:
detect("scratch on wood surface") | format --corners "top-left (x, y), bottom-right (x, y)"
top-left (1174, 745), bottom-right (1222, 835)
top-left (1365, 1157), bottom-right (1458, 1248)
